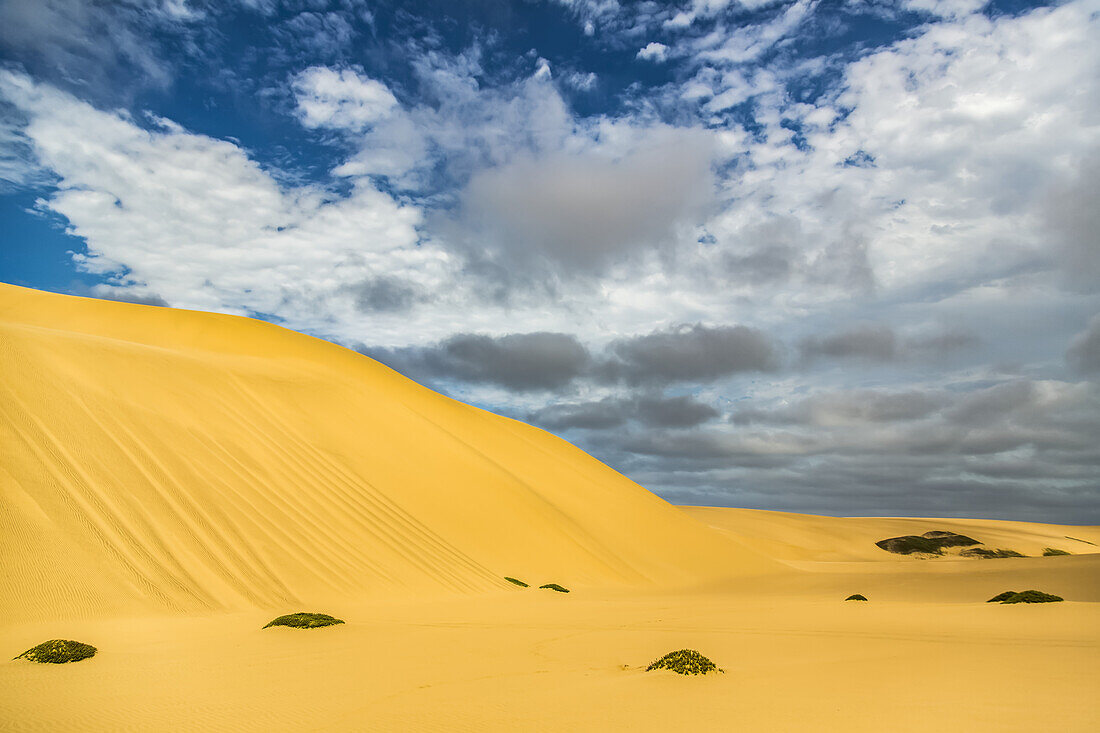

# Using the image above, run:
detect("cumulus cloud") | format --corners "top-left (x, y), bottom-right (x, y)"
top-left (0, 70), bottom-right (426, 341)
top-left (292, 67), bottom-right (398, 131)
top-left (364, 332), bottom-right (592, 392)
top-left (799, 324), bottom-right (897, 363)
top-left (1066, 315), bottom-right (1100, 375)
top-left (637, 42), bottom-right (669, 62)
top-left (613, 378), bottom-right (1100, 521)
top-left (458, 130), bottom-right (717, 273)
top-left (601, 323), bottom-right (780, 384)
top-left (532, 394), bottom-right (719, 431)
top-left (799, 324), bottom-right (978, 364)
top-left (1044, 151), bottom-right (1100, 292)
top-left (732, 389), bottom-right (945, 426)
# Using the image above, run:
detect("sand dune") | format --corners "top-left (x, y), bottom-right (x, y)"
top-left (1, 283), bottom-right (1097, 731)
top-left (0, 283), bottom-right (774, 623)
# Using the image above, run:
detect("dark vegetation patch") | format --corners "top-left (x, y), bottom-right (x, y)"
top-left (1065, 536), bottom-right (1096, 546)
top-left (845, 594), bottom-right (868, 601)
top-left (988, 590), bottom-right (1063, 604)
top-left (875, 530), bottom-right (979, 555)
top-left (14, 639), bottom-right (97, 664)
top-left (646, 649), bottom-right (722, 675)
top-left (504, 577), bottom-right (529, 587)
top-left (262, 612), bottom-right (345, 629)
top-left (539, 583), bottom-right (570, 593)
top-left (959, 548), bottom-right (1025, 559)
top-left (1042, 548), bottom-right (1071, 556)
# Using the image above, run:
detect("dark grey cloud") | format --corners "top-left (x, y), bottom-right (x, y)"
top-left (800, 323), bottom-right (897, 363)
top-left (944, 381), bottom-right (1037, 425)
top-left (732, 389), bottom-right (945, 426)
top-left (457, 132), bottom-right (716, 274)
top-left (579, 379), bottom-right (1100, 522)
top-left (799, 323), bottom-right (978, 364)
top-left (362, 322), bottom-right (781, 393)
top-left (1066, 314), bottom-right (1100, 374)
top-left (1045, 150), bottom-right (1100, 292)
top-left (600, 323), bottom-right (780, 384)
top-left (347, 276), bottom-right (418, 313)
top-left (363, 331), bottom-right (591, 391)
top-left (530, 394), bottom-right (719, 432)
top-left (532, 398), bottom-right (629, 431)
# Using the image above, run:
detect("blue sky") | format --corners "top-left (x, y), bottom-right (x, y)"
top-left (2, 0), bottom-right (1099, 521)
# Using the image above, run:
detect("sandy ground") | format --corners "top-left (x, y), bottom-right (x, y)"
top-left (2, 578), bottom-right (1097, 731)
top-left (2, 284), bottom-right (1098, 730)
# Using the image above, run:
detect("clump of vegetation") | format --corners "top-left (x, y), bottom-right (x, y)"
top-left (845, 594), bottom-right (868, 601)
top-left (960, 548), bottom-right (1026, 559)
top-left (919, 530), bottom-right (980, 547)
top-left (14, 639), bottom-right (97, 664)
top-left (646, 649), bottom-right (722, 675)
top-left (504, 577), bottom-right (529, 587)
top-left (539, 583), bottom-right (570, 593)
top-left (987, 590), bottom-right (1063, 604)
top-left (1064, 535), bottom-right (1096, 546)
top-left (875, 531), bottom-right (979, 555)
top-left (1042, 548), bottom-right (1071, 556)
top-left (1000, 590), bottom-right (1064, 604)
top-left (262, 612), bottom-right (344, 629)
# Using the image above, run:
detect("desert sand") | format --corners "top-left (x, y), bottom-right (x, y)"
top-left (1, 282), bottom-right (1097, 731)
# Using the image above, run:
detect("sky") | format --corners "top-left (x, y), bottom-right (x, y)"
top-left (1, 0), bottom-right (1098, 523)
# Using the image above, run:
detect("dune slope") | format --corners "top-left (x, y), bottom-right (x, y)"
top-left (0, 284), bottom-right (772, 622)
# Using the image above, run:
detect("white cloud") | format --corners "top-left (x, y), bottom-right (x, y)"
top-left (0, 70), bottom-right (431, 344)
top-left (904, 0), bottom-right (987, 18)
top-left (637, 42), bottom-right (669, 62)
top-left (292, 67), bottom-right (398, 131)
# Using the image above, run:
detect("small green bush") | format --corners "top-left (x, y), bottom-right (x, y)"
top-left (646, 649), bottom-right (722, 675)
top-left (539, 583), bottom-right (570, 593)
top-left (960, 548), bottom-right (1025, 559)
top-left (845, 594), bottom-right (868, 601)
top-left (504, 577), bottom-right (529, 587)
top-left (1042, 548), bottom-right (1071, 556)
top-left (999, 590), bottom-right (1063, 604)
top-left (262, 612), bottom-right (344, 629)
top-left (987, 591), bottom-right (1018, 602)
top-left (14, 639), bottom-right (97, 664)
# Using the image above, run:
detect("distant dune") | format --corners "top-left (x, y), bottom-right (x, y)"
top-left (0, 283), bottom-right (774, 622)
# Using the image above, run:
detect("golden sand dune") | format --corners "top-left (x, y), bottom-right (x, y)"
top-left (1, 283), bottom-right (1097, 731)
top-left (0, 283), bottom-right (773, 623)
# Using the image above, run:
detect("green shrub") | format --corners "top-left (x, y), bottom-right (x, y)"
top-left (875, 536), bottom-right (943, 555)
top-left (262, 612), bottom-right (344, 629)
top-left (986, 591), bottom-right (1018, 602)
top-left (999, 590), bottom-right (1063, 604)
top-left (960, 548), bottom-right (1025, 559)
top-left (14, 639), bottom-right (97, 664)
top-left (876, 531), bottom-right (981, 555)
top-left (845, 594), bottom-right (868, 601)
top-left (539, 583), bottom-right (569, 593)
top-left (1042, 548), bottom-right (1071, 556)
top-left (504, 577), bottom-right (529, 587)
top-left (646, 649), bottom-right (722, 675)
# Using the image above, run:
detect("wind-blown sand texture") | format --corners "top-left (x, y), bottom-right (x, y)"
top-left (2, 283), bottom-right (1098, 731)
